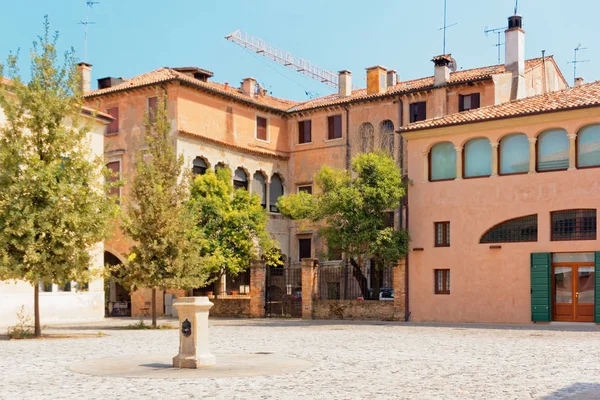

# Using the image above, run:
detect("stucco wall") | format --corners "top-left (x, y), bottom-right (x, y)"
top-left (405, 108), bottom-right (600, 324)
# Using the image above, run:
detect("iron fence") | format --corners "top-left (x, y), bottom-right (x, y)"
top-left (265, 266), bottom-right (303, 318)
top-left (315, 261), bottom-right (394, 301)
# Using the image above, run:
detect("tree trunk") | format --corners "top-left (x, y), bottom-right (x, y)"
top-left (349, 258), bottom-right (369, 299)
top-left (151, 288), bottom-right (157, 328)
top-left (34, 283), bottom-right (41, 337)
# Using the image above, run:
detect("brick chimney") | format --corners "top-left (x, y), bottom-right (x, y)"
top-left (387, 70), bottom-right (397, 87)
top-left (338, 70), bottom-right (352, 98)
top-left (77, 62), bottom-right (92, 94)
top-left (505, 15), bottom-right (526, 100)
top-left (432, 55), bottom-right (452, 87)
top-left (241, 77), bottom-right (257, 98)
top-left (366, 65), bottom-right (387, 95)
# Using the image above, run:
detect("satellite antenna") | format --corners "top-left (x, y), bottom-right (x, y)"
top-left (484, 26), bottom-right (507, 64)
top-left (567, 44), bottom-right (590, 86)
top-left (79, 0), bottom-right (99, 62)
top-left (448, 56), bottom-right (458, 72)
top-left (438, 0), bottom-right (457, 54)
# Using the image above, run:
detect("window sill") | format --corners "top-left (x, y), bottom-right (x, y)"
top-left (429, 178), bottom-right (456, 182)
top-left (324, 137), bottom-right (343, 143)
top-left (463, 175), bottom-right (491, 180)
top-left (255, 138), bottom-right (270, 144)
top-left (434, 292), bottom-right (451, 295)
top-left (296, 142), bottom-right (313, 146)
top-left (105, 132), bottom-right (120, 137)
top-left (434, 244), bottom-right (450, 248)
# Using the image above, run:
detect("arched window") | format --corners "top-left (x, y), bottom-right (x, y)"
top-left (215, 162), bottom-right (226, 172)
top-left (359, 122), bottom-right (374, 153)
top-left (192, 157), bottom-right (208, 175)
top-left (464, 137), bottom-right (491, 178)
top-left (499, 133), bottom-right (529, 174)
top-left (233, 168), bottom-right (248, 190)
top-left (252, 172), bottom-right (267, 208)
top-left (537, 128), bottom-right (569, 171)
top-left (480, 214), bottom-right (538, 243)
top-left (429, 142), bottom-right (456, 181)
top-left (577, 124), bottom-right (600, 168)
top-left (269, 174), bottom-right (284, 213)
top-left (379, 120), bottom-right (395, 155)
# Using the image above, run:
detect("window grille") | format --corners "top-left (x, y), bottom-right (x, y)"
top-left (480, 214), bottom-right (538, 243)
top-left (551, 209), bottom-right (597, 241)
top-left (434, 269), bottom-right (450, 294)
top-left (434, 222), bottom-right (450, 247)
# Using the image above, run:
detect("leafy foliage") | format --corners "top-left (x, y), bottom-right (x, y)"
top-left (277, 152), bottom-right (408, 297)
top-left (0, 17), bottom-right (119, 336)
top-left (189, 168), bottom-right (278, 279)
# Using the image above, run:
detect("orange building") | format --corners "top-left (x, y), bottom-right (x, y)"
top-left (82, 13), bottom-right (568, 317)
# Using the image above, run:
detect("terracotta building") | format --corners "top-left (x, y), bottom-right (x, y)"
top-left (82, 13), bottom-right (568, 317)
top-left (401, 63), bottom-right (600, 323)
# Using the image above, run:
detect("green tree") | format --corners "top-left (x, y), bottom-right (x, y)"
top-left (189, 168), bottom-right (280, 286)
top-left (0, 18), bottom-right (119, 336)
top-left (120, 94), bottom-right (208, 328)
top-left (277, 152), bottom-right (408, 299)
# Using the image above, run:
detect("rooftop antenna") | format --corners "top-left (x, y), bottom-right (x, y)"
top-left (438, 0), bottom-right (457, 54)
top-left (567, 44), bottom-right (589, 86)
top-left (79, 0), bottom-right (99, 62)
top-left (514, 0), bottom-right (519, 15)
top-left (484, 26), bottom-right (507, 64)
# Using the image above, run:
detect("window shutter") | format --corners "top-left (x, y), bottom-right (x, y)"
top-left (471, 93), bottom-right (480, 109)
top-left (327, 116), bottom-right (334, 140)
top-left (458, 95), bottom-right (465, 112)
top-left (595, 251), bottom-right (600, 323)
top-left (107, 107), bottom-right (119, 134)
top-left (530, 252), bottom-right (551, 322)
top-left (305, 120), bottom-right (312, 142)
top-left (418, 102), bottom-right (427, 121)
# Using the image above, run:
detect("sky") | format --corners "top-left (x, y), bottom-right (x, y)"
top-left (0, 0), bottom-right (598, 101)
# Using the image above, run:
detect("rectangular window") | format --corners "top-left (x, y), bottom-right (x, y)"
top-left (298, 120), bottom-right (312, 144)
top-left (409, 102), bottom-right (427, 123)
top-left (298, 185), bottom-right (312, 194)
top-left (256, 116), bottom-right (268, 141)
top-left (434, 269), bottom-right (450, 294)
top-left (459, 93), bottom-right (481, 112)
top-left (298, 238), bottom-right (312, 261)
top-left (327, 115), bottom-right (342, 140)
top-left (551, 209), bottom-right (597, 241)
top-left (147, 96), bottom-right (158, 122)
top-left (106, 161), bottom-right (121, 198)
top-left (434, 222), bottom-right (450, 247)
top-left (106, 107), bottom-right (119, 134)
top-left (384, 211), bottom-right (395, 229)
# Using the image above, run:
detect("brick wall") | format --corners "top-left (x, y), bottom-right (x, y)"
top-left (313, 300), bottom-right (395, 320)
top-left (210, 297), bottom-right (251, 318)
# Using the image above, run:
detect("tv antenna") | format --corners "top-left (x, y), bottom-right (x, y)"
top-left (567, 44), bottom-right (589, 86)
top-left (484, 26), bottom-right (507, 64)
top-left (438, 0), bottom-right (457, 54)
top-left (79, 0), bottom-right (99, 62)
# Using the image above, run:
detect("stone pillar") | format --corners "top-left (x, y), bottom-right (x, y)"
top-left (568, 133), bottom-right (577, 170)
top-left (422, 151), bottom-right (429, 182)
top-left (491, 141), bottom-right (499, 177)
top-left (454, 146), bottom-right (463, 180)
top-left (172, 297), bottom-right (215, 369)
top-left (528, 137), bottom-right (537, 173)
top-left (301, 258), bottom-right (318, 320)
top-left (249, 260), bottom-right (266, 318)
top-left (265, 178), bottom-right (271, 212)
top-left (393, 258), bottom-right (407, 321)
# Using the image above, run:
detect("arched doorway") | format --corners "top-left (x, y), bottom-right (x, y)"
top-left (104, 251), bottom-right (131, 317)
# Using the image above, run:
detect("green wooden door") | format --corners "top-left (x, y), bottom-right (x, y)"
top-left (531, 252), bottom-right (551, 322)
top-left (594, 252), bottom-right (600, 323)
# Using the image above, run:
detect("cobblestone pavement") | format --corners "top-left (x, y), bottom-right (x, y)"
top-left (2, 318), bottom-right (600, 399)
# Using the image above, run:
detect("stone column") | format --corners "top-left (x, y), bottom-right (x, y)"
top-left (528, 137), bottom-right (537, 173)
top-left (454, 146), bottom-right (463, 180)
top-left (568, 133), bottom-right (577, 170)
top-left (249, 260), bottom-right (266, 318)
top-left (422, 151), bottom-right (429, 182)
top-left (301, 258), bottom-right (318, 320)
top-left (491, 141), bottom-right (499, 177)
top-left (393, 258), bottom-right (407, 321)
top-left (265, 178), bottom-right (271, 212)
top-left (172, 297), bottom-right (215, 369)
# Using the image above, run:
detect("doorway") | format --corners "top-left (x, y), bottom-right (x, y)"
top-left (552, 253), bottom-right (595, 322)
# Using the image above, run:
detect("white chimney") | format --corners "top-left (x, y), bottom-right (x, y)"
top-left (77, 62), bottom-right (92, 94)
top-left (505, 15), bottom-right (525, 100)
top-left (387, 70), bottom-right (397, 87)
top-left (575, 77), bottom-right (584, 87)
top-left (338, 70), bottom-right (352, 98)
top-left (432, 55), bottom-right (451, 87)
top-left (241, 77), bottom-right (257, 98)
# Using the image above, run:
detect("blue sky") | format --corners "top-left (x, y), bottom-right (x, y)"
top-left (0, 0), bottom-right (598, 101)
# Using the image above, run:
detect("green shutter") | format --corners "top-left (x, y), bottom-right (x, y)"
top-left (595, 252), bottom-right (600, 323)
top-left (531, 252), bottom-right (551, 322)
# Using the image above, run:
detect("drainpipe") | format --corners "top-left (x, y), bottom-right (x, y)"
top-left (345, 105), bottom-right (351, 170)
top-left (397, 96), bottom-right (410, 322)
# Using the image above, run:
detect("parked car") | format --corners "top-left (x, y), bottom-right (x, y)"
top-left (379, 288), bottom-right (394, 301)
